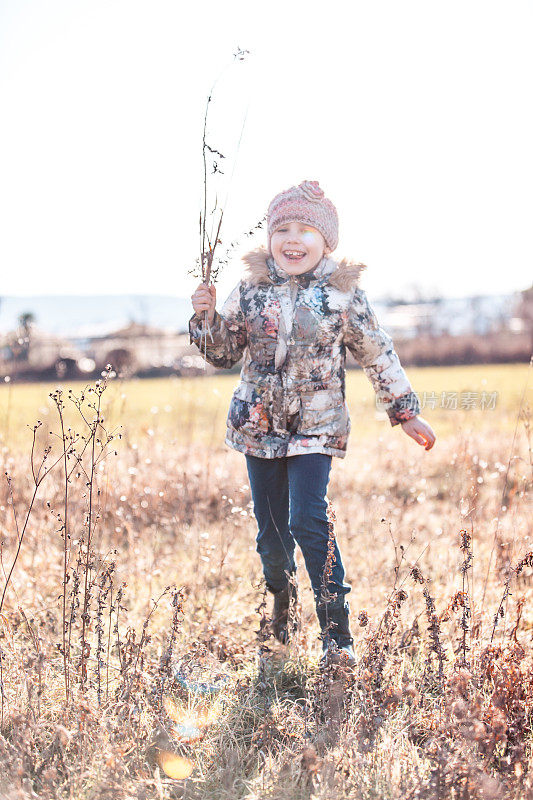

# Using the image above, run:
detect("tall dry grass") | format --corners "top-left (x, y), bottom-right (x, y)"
top-left (0, 365), bottom-right (531, 799)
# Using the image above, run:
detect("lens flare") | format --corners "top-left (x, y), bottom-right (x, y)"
top-left (156, 750), bottom-right (194, 780)
top-left (162, 695), bottom-right (220, 743)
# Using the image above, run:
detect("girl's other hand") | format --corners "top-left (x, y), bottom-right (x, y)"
top-left (400, 416), bottom-right (436, 450)
top-left (191, 283), bottom-right (216, 325)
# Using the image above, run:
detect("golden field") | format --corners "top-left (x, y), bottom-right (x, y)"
top-left (0, 362), bottom-right (527, 449)
top-left (0, 361), bottom-right (531, 799)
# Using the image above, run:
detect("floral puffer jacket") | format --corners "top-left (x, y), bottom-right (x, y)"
top-left (189, 247), bottom-right (420, 459)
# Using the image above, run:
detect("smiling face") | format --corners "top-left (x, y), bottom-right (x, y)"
top-left (270, 221), bottom-right (329, 275)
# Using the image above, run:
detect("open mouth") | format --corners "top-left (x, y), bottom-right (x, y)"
top-left (283, 250), bottom-right (307, 262)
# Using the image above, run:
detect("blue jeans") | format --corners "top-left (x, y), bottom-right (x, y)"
top-left (245, 453), bottom-right (353, 647)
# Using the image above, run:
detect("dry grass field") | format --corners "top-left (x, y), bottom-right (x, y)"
top-left (0, 361), bottom-right (532, 799)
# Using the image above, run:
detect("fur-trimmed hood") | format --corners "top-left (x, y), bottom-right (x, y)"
top-left (241, 247), bottom-right (366, 293)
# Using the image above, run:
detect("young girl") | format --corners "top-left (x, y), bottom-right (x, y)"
top-left (190, 180), bottom-right (436, 667)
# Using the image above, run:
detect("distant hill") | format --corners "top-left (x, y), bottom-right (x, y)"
top-left (0, 295), bottom-right (192, 337)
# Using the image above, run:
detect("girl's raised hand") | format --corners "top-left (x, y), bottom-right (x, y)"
top-left (400, 416), bottom-right (436, 450)
top-left (191, 283), bottom-right (216, 325)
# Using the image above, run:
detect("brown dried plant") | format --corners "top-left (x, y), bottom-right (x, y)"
top-left (194, 47), bottom-right (250, 359)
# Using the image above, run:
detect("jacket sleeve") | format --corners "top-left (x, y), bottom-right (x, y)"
top-left (188, 281), bottom-right (247, 369)
top-left (343, 288), bottom-right (420, 426)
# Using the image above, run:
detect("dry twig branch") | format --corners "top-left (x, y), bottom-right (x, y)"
top-left (196, 48), bottom-right (250, 363)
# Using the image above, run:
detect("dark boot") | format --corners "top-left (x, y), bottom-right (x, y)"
top-left (271, 582), bottom-right (298, 644)
top-left (317, 601), bottom-right (356, 668)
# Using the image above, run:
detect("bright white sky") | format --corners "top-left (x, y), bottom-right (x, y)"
top-left (1, 0), bottom-right (531, 304)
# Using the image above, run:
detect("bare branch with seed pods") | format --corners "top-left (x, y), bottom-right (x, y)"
top-left (194, 47), bottom-right (250, 362)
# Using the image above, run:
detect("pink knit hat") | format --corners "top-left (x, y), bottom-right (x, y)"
top-left (267, 180), bottom-right (339, 252)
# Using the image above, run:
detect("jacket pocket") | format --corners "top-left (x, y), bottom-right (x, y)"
top-left (298, 388), bottom-right (350, 437)
top-left (247, 333), bottom-right (277, 369)
top-left (227, 382), bottom-right (272, 435)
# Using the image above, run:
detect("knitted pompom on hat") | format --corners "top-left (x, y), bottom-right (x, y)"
top-left (267, 180), bottom-right (339, 252)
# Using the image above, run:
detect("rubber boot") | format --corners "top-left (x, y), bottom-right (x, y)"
top-left (271, 582), bottom-right (298, 644)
